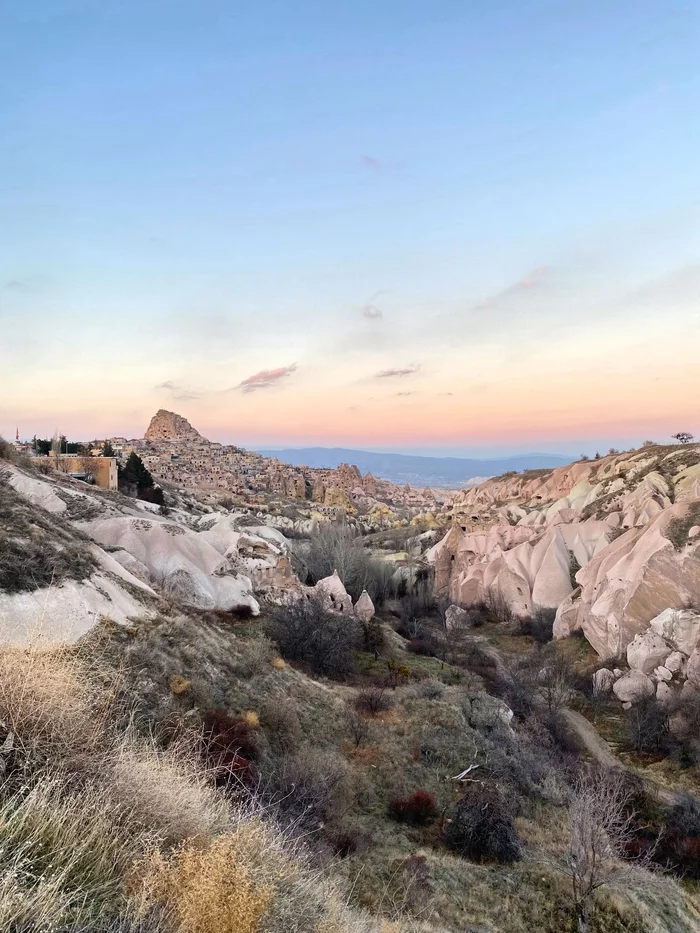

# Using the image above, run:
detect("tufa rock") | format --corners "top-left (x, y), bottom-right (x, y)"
top-left (145, 409), bottom-right (203, 441)
top-left (354, 590), bottom-right (375, 623)
top-left (626, 631), bottom-right (672, 675)
top-left (612, 670), bottom-right (655, 703)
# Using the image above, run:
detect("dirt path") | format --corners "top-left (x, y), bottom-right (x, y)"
top-left (560, 708), bottom-right (680, 807)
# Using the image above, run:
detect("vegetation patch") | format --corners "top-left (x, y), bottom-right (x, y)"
top-left (665, 501), bottom-right (700, 550)
top-left (0, 471), bottom-right (97, 593)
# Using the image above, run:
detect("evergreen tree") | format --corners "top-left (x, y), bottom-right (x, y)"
top-left (102, 440), bottom-right (115, 458)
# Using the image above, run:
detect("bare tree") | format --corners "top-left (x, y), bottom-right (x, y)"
top-left (560, 769), bottom-right (659, 933)
top-left (672, 432), bottom-right (694, 445)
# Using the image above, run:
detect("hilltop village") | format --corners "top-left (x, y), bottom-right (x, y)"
top-left (114, 409), bottom-right (450, 521)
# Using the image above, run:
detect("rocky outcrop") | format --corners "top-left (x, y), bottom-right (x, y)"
top-left (613, 670), bottom-right (655, 703)
top-left (145, 409), bottom-right (202, 441)
top-left (354, 590), bottom-right (375, 623)
top-left (313, 571), bottom-right (354, 615)
top-left (86, 516), bottom-right (259, 614)
top-left (554, 500), bottom-right (700, 657)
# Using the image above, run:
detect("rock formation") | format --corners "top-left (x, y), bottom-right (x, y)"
top-left (429, 444), bottom-right (700, 664)
top-left (145, 409), bottom-right (202, 441)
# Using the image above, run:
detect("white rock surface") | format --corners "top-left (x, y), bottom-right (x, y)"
top-left (313, 571), bottom-right (354, 615)
top-left (86, 516), bottom-right (259, 614)
top-left (612, 670), bottom-right (655, 703)
top-left (354, 590), bottom-right (375, 623)
top-left (649, 607), bottom-right (700, 657)
top-left (626, 631), bottom-right (672, 674)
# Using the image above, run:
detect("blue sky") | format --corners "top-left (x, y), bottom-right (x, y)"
top-left (1, 0), bottom-right (699, 455)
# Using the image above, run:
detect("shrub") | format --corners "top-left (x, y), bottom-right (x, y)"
top-left (138, 833), bottom-right (273, 933)
top-left (657, 792), bottom-right (700, 878)
top-left (265, 747), bottom-right (353, 831)
top-left (519, 605), bottom-right (556, 643)
top-left (388, 789), bottom-right (438, 826)
top-left (625, 696), bottom-right (670, 754)
top-left (201, 709), bottom-right (259, 785)
top-left (485, 587), bottom-right (514, 624)
top-left (444, 783), bottom-right (522, 863)
top-left (297, 522), bottom-right (394, 604)
top-left (264, 597), bottom-right (361, 678)
top-left (260, 698), bottom-right (302, 753)
top-left (354, 686), bottom-right (393, 716)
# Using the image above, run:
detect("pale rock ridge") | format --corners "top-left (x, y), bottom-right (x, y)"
top-left (86, 516), bottom-right (259, 614)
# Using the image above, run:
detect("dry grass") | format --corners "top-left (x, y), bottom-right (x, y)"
top-left (0, 470), bottom-right (96, 593)
top-left (0, 639), bottom-right (425, 933)
top-left (138, 834), bottom-right (273, 933)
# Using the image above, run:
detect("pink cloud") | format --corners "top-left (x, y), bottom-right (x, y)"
top-left (237, 363), bottom-right (298, 393)
top-left (362, 304), bottom-right (382, 319)
top-left (375, 366), bottom-right (419, 378)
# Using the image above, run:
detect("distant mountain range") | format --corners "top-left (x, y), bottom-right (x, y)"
top-left (254, 447), bottom-right (570, 489)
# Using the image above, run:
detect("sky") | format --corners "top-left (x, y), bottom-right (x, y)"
top-left (1, 0), bottom-right (699, 457)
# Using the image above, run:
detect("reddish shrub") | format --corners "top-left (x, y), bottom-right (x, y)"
top-left (201, 708), bottom-right (259, 785)
top-left (388, 789), bottom-right (439, 826)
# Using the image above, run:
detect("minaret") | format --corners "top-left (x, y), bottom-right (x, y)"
top-left (15, 427), bottom-right (19, 443)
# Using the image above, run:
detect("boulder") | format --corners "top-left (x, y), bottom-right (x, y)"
top-left (626, 631), bottom-right (672, 674)
top-left (612, 671), bottom-right (655, 703)
top-left (656, 682), bottom-right (674, 705)
top-left (465, 693), bottom-right (513, 733)
top-left (445, 605), bottom-right (471, 631)
top-left (593, 668), bottom-right (616, 696)
top-left (649, 607), bottom-right (700, 657)
top-left (313, 571), bottom-right (354, 615)
top-left (354, 590), bottom-right (375, 623)
top-left (687, 646), bottom-right (700, 687)
top-left (665, 651), bottom-right (685, 674)
top-left (653, 666), bottom-right (673, 683)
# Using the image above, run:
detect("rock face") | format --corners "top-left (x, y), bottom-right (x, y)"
top-left (354, 590), bottom-right (375, 623)
top-left (649, 607), bottom-right (700, 657)
top-left (313, 571), bottom-right (354, 615)
top-left (554, 501), bottom-right (700, 657)
top-left (87, 516), bottom-right (259, 614)
top-left (613, 670), bottom-right (655, 703)
top-left (145, 409), bottom-right (202, 441)
top-left (593, 668), bottom-right (616, 696)
top-left (445, 605), bottom-right (471, 631)
top-left (627, 631), bottom-right (672, 674)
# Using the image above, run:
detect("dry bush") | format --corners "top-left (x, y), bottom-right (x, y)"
top-left (388, 789), bottom-right (438, 826)
top-left (296, 522), bottom-right (393, 605)
top-left (0, 775), bottom-right (152, 929)
top-left (354, 686), bottom-right (393, 717)
top-left (0, 472), bottom-right (97, 593)
top-left (265, 598), bottom-right (361, 678)
top-left (444, 783), bottom-right (522, 864)
top-left (138, 833), bottom-right (273, 933)
top-left (108, 734), bottom-right (231, 847)
top-left (0, 644), bottom-right (108, 770)
top-left (265, 747), bottom-right (354, 832)
top-left (261, 697), bottom-right (302, 753)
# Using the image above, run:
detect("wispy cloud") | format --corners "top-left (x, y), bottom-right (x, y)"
top-left (237, 363), bottom-right (298, 394)
top-left (155, 380), bottom-right (200, 401)
top-left (394, 391), bottom-right (415, 396)
top-left (359, 154), bottom-right (381, 171)
top-left (475, 266), bottom-right (548, 310)
top-left (375, 365), bottom-right (419, 379)
top-left (362, 304), bottom-right (382, 319)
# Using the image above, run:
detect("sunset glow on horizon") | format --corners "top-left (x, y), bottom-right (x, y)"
top-left (2, 1), bottom-right (699, 457)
